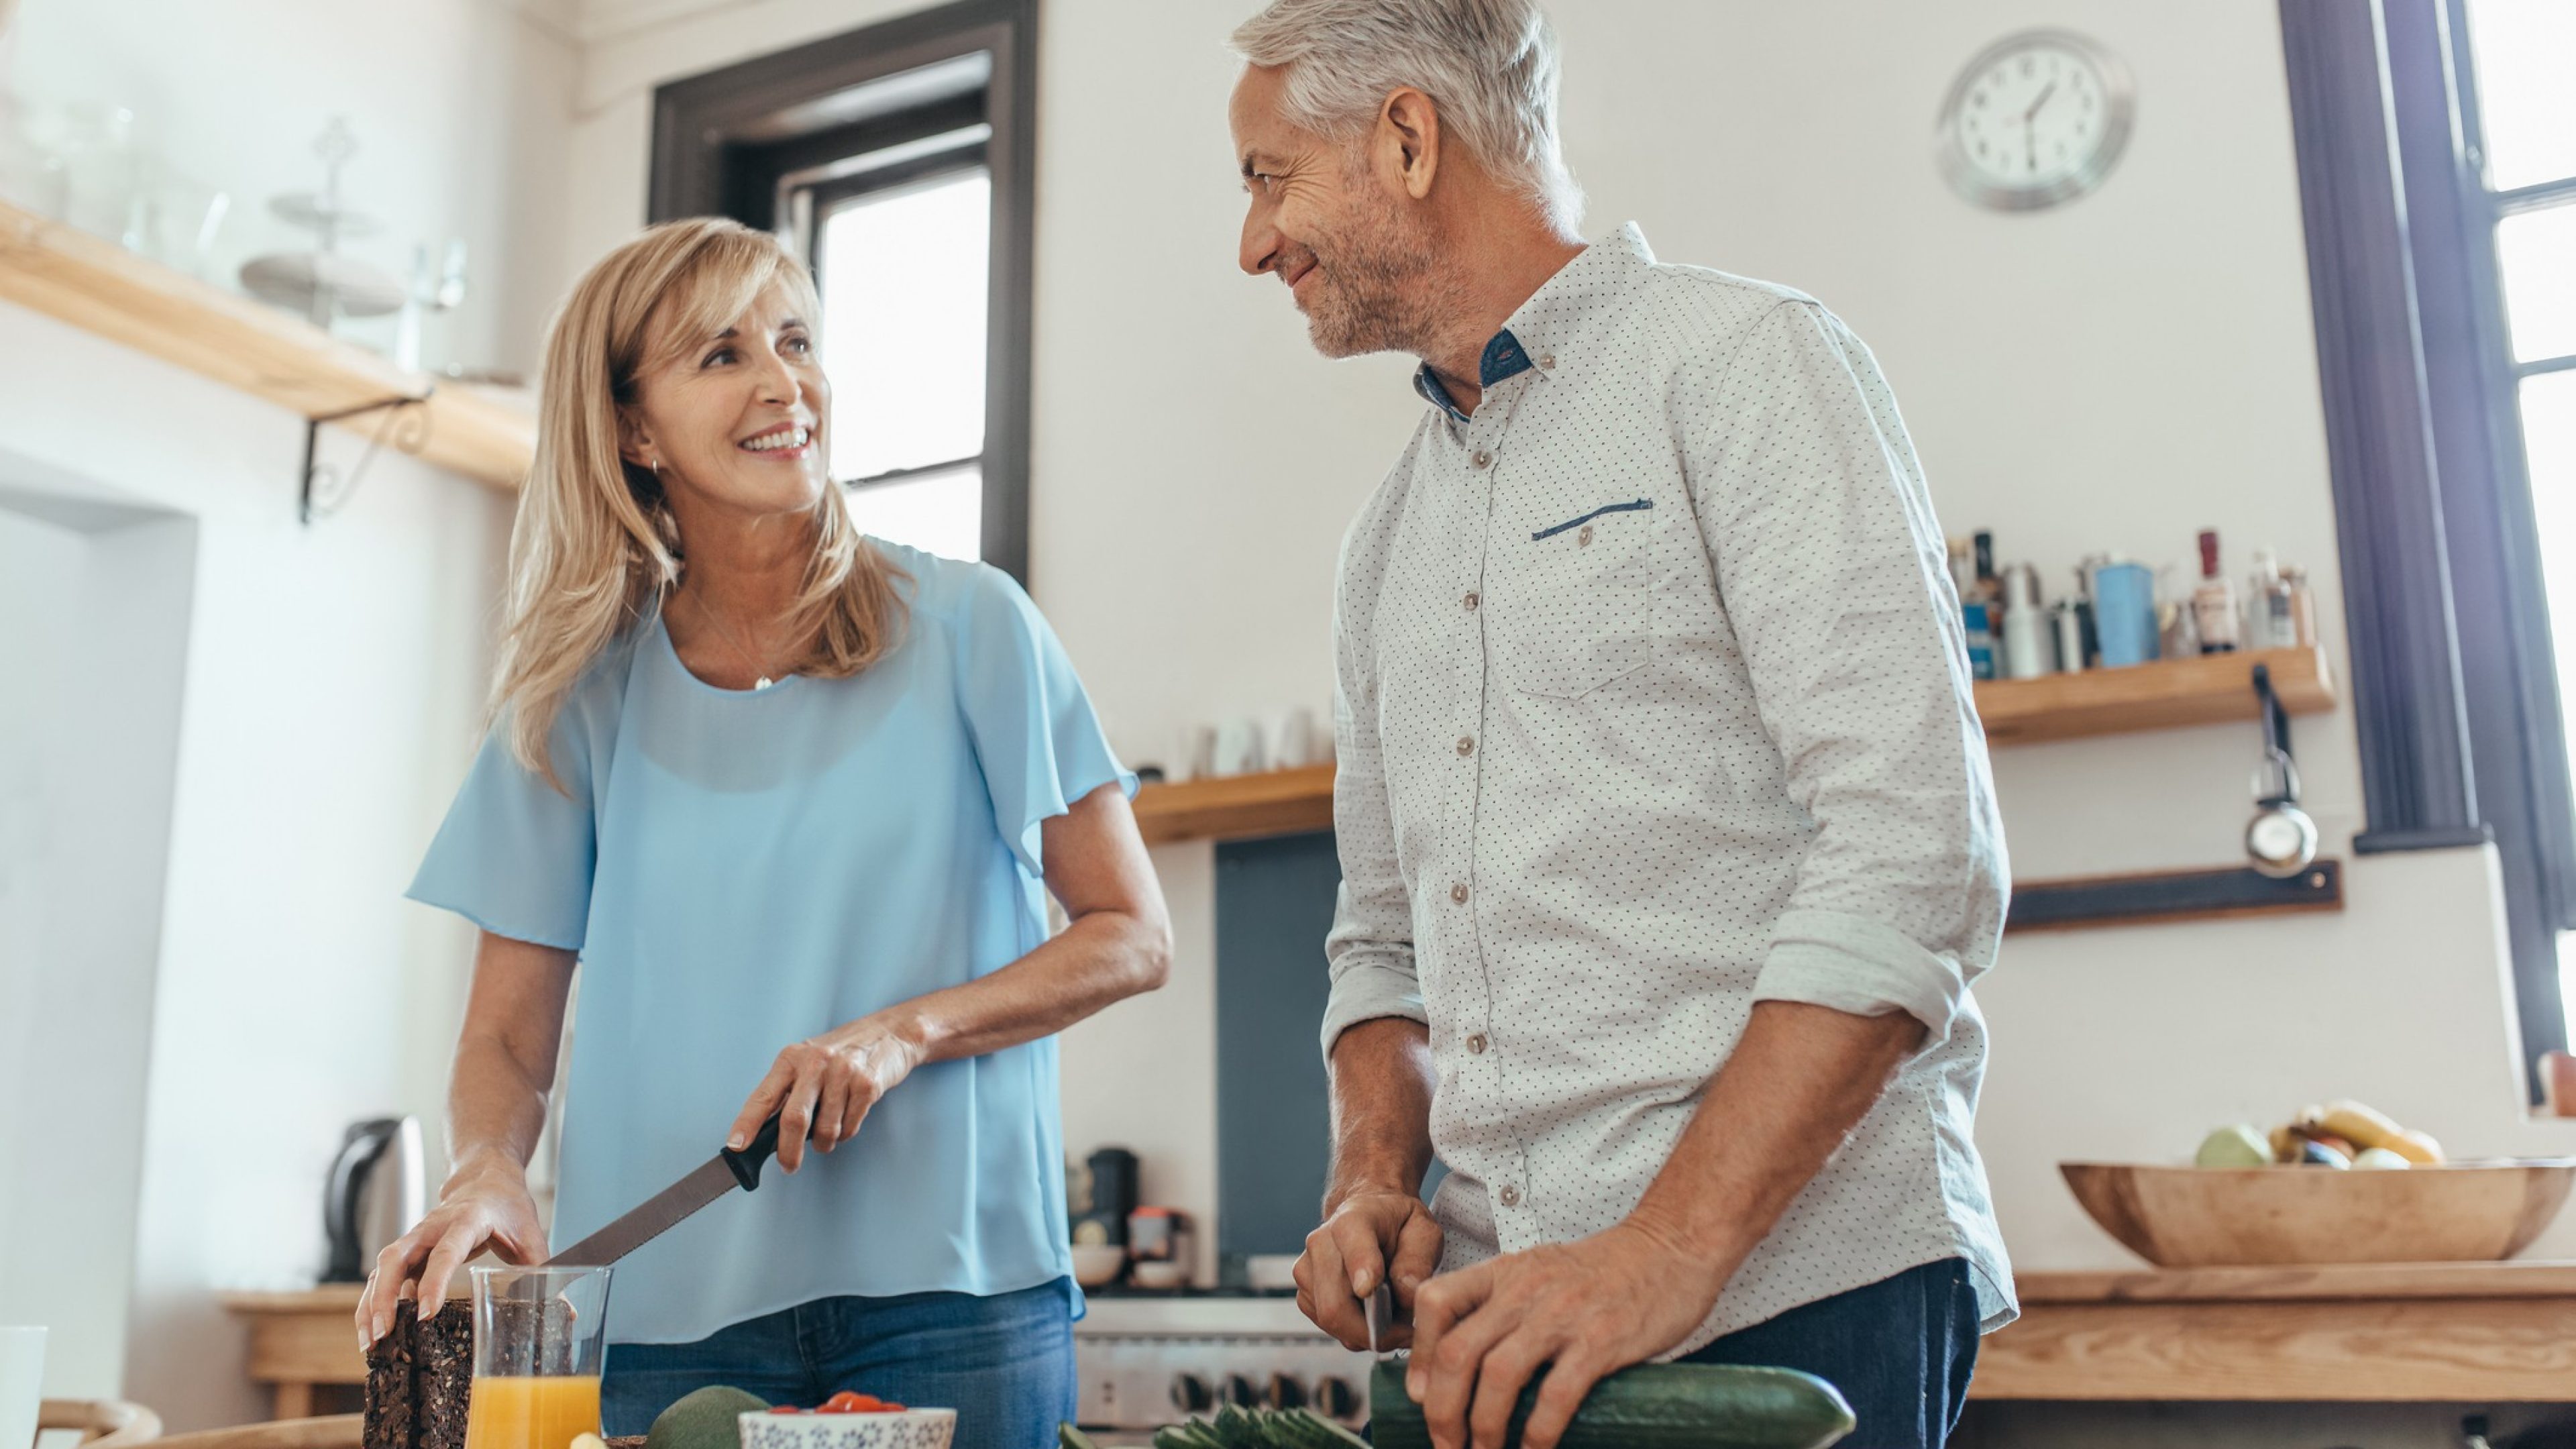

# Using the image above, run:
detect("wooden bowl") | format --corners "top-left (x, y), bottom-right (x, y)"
top-left (2060, 1161), bottom-right (2576, 1267)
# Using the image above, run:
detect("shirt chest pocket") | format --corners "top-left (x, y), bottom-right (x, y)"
top-left (1497, 500), bottom-right (1664, 701)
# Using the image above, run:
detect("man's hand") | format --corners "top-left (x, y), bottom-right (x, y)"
top-left (1406, 1218), bottom-right (1727, 1449)
top-left (1293, 1187), bottom-right (1443, 1350)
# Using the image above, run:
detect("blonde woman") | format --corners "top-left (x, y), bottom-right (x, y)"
top-left (354, 219), bottom-right (1170, 1449)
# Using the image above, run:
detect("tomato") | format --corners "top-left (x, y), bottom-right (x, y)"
top-left (873, 1404), bottom-right (905, 1414)
top-left (767, 1407), bottom-right (801, 1415)
top-left (818, 1393), bottom-right (871, 1415)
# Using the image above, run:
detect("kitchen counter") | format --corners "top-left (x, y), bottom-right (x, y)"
top-left (223, 1287), bottom-right (365, 1419)
top-left (225, 1265), bottom-right (2576, 1419)
top-left (1975, 1263), bottom-right (2576, 1401)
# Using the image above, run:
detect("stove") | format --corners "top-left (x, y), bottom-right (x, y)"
top-left (1072, 1295), bottom-right (1377, 1436)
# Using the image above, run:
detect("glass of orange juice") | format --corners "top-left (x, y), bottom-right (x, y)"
top-left (467, 1266), bottom-right (613, 1449)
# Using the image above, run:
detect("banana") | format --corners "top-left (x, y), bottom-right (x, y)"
top-left (2393, 1128), bottom-right (2446, 1165)
top-left (2317, 1100), bottom-right (2407, 1152)
top-left (2315, 1101), bottom-right (2446, 1164)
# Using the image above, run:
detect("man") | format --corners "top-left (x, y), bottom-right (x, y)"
top-left (1225, 4), bottom-right (2015, 1448)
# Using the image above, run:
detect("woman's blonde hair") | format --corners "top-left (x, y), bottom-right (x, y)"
top-left (495, 217), bottom-right (908, 788)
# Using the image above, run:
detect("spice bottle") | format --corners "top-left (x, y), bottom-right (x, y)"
top-left (2192, 529), bottom-right (2242, 654)
top-left (2247, 548), bottom-right (2296, 650)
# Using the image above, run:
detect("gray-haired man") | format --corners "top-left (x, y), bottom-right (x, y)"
top-left (1228, 4), bottom-right (2016, 1448)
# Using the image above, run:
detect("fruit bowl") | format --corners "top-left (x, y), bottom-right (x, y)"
top-left (2061, 1161), bottom-right (2576, 1267)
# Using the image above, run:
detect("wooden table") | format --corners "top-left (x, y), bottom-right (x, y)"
top-left (221, 1287), bottom-right (367, 1419)
top-left (1978, 1263), bottom-right (2576, 1401)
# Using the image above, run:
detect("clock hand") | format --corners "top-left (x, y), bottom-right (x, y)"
top-left (2023, 80), bottom-right (2059, 123)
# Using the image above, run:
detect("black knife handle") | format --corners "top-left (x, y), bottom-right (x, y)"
top-left (724, 1113), bottom-right (784, 1191)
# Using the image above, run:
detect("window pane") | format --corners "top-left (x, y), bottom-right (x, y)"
top-left (2532, 370), bottom-right (2576, 1042)
top-left (2497, 203), bottom-right (2576, 363)
top-left (846, 463), bottom-right (981, 563)
top-left (818, 168), bottom-right (990, 482)
top-left (2526, 368), bottom-right (2576, 796)
top-left (2465, 0), bottom-right (2576, 191)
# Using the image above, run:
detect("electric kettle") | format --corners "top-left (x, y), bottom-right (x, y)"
top-left (323, 1116), bottom-right (425, 1283)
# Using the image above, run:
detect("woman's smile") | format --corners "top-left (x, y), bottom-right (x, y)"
top-left (738, 421), bottom-right (816, 460)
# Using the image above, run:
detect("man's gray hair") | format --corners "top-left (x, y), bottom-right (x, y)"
top-left (1230, 0), bottom-right (1583, 231)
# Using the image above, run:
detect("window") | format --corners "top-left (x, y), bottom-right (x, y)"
top-left (649, 0), bottom-right (1036, 580)
top-left (810, 153), bottom-right (991, 562)
top-left (2280, 0), bottom-right (2576, 1096)
top-left (2457, 0), bottom-right (2576, 1046)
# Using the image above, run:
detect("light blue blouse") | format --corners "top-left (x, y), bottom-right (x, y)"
top-left (407, 543), bottom-right (1132, 1346)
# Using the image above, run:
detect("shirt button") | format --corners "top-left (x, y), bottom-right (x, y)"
top-left (1472, 449), bottom-right (1493, 469)
top-left (1497, 1184), bottom-right (1521, 1208)
top-left (1463, 591), bottom-right (1480, 611)
top-left (1456, 735), bottom-right (1474, 756)
top-left (1578, 523), bottom-right (1594, 547)
top-left (1450, 882), bottom-right (1469, 904)
top-left (1466, 1032), bottom-right (1487, 1055)
top-left (1538, 353), bottom-right (1557, 370)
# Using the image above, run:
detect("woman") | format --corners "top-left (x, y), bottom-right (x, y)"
top-left (355, 218), bottom-right (1170, 1449)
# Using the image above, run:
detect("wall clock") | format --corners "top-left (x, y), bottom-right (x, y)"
top-left (1937, 30), bottom-right (2135, 211)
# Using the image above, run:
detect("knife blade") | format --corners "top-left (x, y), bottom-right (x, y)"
top-left (545, 1113), bottom-right (787, 1268)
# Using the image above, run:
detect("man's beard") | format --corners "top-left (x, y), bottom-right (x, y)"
top-left (1293, 185), bottom-right (1464, 360)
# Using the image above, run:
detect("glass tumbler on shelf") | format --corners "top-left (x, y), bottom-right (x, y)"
top-left (467, 1266), bottom-right (612, 1449)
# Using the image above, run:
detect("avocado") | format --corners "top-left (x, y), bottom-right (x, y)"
top-left (645, 1386), bottom-right (771, 1449)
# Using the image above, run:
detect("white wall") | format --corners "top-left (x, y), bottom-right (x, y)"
top-left (0, 303), bottom-right (517, 1429)
top-left (0, 470), bottom-right (197, 1401)
top-left (0, 0), bottom-right (569, 1426)
top-left (0, 0), bottom-right (576, 377)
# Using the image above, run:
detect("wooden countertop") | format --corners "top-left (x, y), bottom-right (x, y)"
top-left (2014, 1261), bottom-right (2576, 1303)
top-left (1981, 1261), bottom-right (2576, 1402)
top-left (226, 1265), bottom-right (2576, 1408)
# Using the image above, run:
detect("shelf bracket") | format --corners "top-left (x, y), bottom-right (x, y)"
top-left (301, 388), bottom-right (436, 525)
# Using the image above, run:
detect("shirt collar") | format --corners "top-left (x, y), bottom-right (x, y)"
top-left (1409, 222), bottom-right (1658, 423)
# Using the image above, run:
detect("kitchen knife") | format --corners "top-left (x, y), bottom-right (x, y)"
top-left (1364, 1281), bottom-right (1394, 1357)
top-left (545, 1113), bottom-right (788, 1268)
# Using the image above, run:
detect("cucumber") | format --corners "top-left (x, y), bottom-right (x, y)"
top-left (1367, 1360), bottom-right (1854, 1449)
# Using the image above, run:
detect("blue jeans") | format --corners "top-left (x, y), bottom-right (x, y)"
top-left (600, 1280), bottom-right (1075, 1449)
top-left (1678, 1258), bottom-right (1980, 1449)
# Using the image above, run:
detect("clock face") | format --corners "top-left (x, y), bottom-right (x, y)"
top-left (1938, 31), bottom-right (2135, 211)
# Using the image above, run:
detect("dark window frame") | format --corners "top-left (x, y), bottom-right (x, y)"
top-left (648, 0), bottom-right (1040, 584)
top-left (2279, 0), bottom-right (2576, 1097)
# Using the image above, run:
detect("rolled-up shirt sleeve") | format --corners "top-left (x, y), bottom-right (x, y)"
top-left (1693, 300), bottom-right (2009, 1046)
top-left (1321, 509), bottom-right (1428, 1060)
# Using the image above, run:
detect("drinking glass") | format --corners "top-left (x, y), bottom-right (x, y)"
top-left (467, 1267), bottom-right (612, 1449)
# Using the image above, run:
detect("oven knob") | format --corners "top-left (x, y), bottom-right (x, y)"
top-left (1267, 1375), bottom-right (1307, 1410)
top-left (1169, 1374), bottom-right (1214, 1414)
top-left (1313, 1377), bottom-right (1361, 1419)
top-left (1224, 1375), bottom-right (1263, 1409)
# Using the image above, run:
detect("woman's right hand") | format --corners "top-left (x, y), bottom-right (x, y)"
top-left (355, 1157), bottom-right (548, 1348)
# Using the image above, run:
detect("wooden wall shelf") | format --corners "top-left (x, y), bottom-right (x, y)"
top-left (1978, 645), bottom-right (2333, 744)
top-left (1134, 763), bottom-right (1334, 846)
top-left (0, 199), bottom-right (532, 490)
top-left (1132, 647), bottom-right (2339, 846)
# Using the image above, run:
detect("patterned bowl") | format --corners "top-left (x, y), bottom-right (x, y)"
top-left (739, 1409), bottom-right (956, 1449)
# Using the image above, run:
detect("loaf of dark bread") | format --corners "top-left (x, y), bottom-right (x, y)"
top-left (365, 1299), bottom-right (478, 1449)
top-left (362, 1301), bottom-right (417, 1449)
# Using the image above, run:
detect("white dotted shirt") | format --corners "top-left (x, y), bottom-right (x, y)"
top-left (1324, 224), bottom-right (2016, 1352)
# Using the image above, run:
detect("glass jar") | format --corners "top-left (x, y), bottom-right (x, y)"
top-left (466, 1266), bottom-right (613, 1449)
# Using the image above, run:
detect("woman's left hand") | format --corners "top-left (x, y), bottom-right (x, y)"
top-left (729, 1016), bottom-right (925, 1171)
